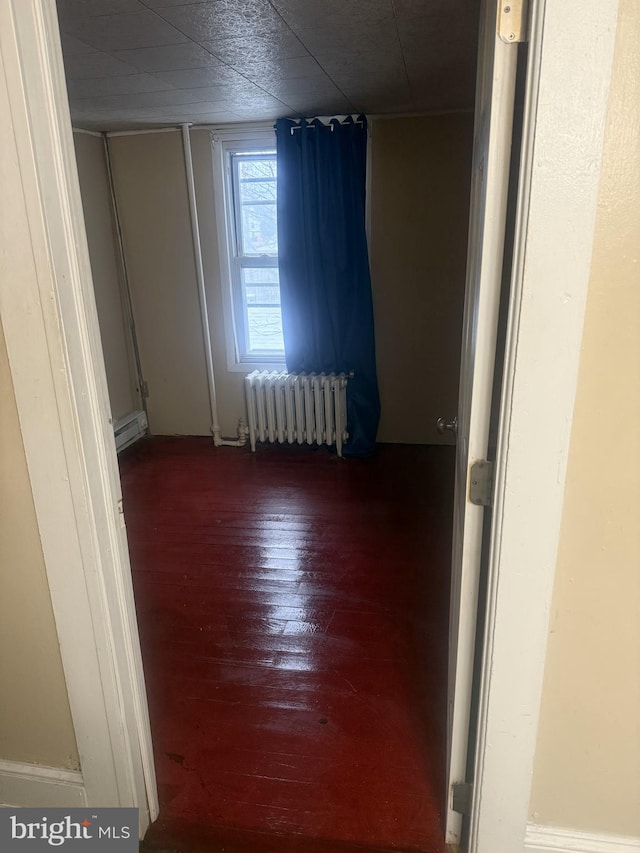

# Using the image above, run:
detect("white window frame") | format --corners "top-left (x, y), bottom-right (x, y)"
top-left (212, 127), bottom-right (286, 373)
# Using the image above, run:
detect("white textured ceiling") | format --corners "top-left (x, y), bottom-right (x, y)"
top-left (57, 0), bottom-right (480, 131)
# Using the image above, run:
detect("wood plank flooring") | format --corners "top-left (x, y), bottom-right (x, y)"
top-left (120, 438), bottom-right (454, 853)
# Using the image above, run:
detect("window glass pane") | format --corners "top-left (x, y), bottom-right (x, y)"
top-left (245, 286), bottom-right (281, 305)
top-left (228, 149), bottom-right (284, 359)
top-left (241, 267), bottom-right (283, 351)
top-left (240, 203), bottom-right (278, 255)
top-left (243, 267), bottom-right (279, 284)
top-left (238, 158), bottom-right (276, 182)
top-left (235, 155), bottom-right (278, 256)
top-left (247, 307), bottom-right (284, 352)
top-left (239, 178), bottom-right (277, 203)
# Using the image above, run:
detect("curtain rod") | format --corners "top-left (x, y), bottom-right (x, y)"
top-left (289, 122), bottom-right (364, 134)
top-left (286, 116), bottom-right (365, 134)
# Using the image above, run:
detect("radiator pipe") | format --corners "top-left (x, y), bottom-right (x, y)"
top-left (180, 123), bottom-right (247, 447)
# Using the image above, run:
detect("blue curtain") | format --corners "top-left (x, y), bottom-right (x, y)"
top-left (276, 116), bottom-right (380, 457)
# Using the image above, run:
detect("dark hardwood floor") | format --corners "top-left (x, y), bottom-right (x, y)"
top-left (120, 437), bottom-right (454, 853)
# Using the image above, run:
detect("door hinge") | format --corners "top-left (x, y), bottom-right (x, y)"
top-left (469, 460), bottom-right (494, 507)
top-left (451, 781), bottom-right (473, 816)
top-left (140, 380), bottom-right (149, 399)
top-left (498, 0), bottom-right (528, 43)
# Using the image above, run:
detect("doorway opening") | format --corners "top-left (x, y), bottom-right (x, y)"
top-left (56, 1), bottom-right (504, 849)
top-left (70, 113), bottom-right (480, 850)
top-left (4, 2), bottom-right (620, 850)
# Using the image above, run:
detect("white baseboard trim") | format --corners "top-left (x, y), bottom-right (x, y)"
top-left (526, 823), bottom-right (640, 853)
top-left (0, 760), bottom-right (86, 808)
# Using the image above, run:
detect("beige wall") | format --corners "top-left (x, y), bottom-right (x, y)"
top-left (73, 131), bottom-right (137, 422)
top-left (369, 114), bottom-right (473, 444)
top-left (530, 0), bottom-right (640, 836)
top-left (106, 118), bottom-right (472, 442)
top-left (0, 324), bottom-right (79, 770)
top-left (109, 131), bottom-right (212, 436)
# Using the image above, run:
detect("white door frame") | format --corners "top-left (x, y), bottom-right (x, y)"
top-left (446, 0), bottom-right (518, 841)
top-left (0, 0), bottom-right (619, 849)
top-left (0, 0), bottom-right (157, 833)
top-left (469, 0), bottom-right (619, 851)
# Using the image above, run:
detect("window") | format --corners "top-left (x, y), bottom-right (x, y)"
top-left (216, 134), bottom-right (285, 368)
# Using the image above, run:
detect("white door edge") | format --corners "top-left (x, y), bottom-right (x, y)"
top-left (0, 0), bottom-right (157, 833)
top-left (469, 1), bottom-right (620, 851)
top-left (446, 0), bottom-right (518, 841)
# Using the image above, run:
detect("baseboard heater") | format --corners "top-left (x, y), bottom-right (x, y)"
top-left (113, 410), bottom-right (148, 453)
top-left (245, 370), bottom-right (349, 457)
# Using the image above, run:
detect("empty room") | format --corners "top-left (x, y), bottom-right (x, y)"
top-left (3, 4), bottom-right (637, 853)
top-left (57, 0), bottom-right (486, 850)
